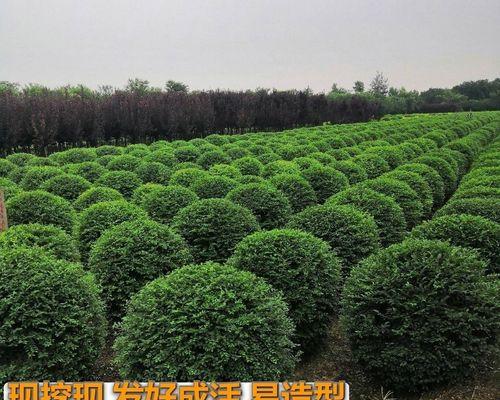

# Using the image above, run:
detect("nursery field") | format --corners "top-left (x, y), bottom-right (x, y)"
top-left (0, 111), bottom-right (499, 398)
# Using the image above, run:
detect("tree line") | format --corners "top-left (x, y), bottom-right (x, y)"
top-left (0, 76), bottom-right (498, 155)
top-left (330, 74), bottom-right (500, 115)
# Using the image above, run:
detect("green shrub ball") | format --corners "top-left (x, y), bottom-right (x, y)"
top-left (410, 214), bottom-right (500, 273)
top-left (96, 170), bottom-right (142, 198)
top-left (76, 200), bottom-right (148, 261)
top-left (40, 173), bottom-right (92, 202)
top-left (288, 204), bottom-right (380, 273)
top-left (230, 229), bottom-right (341, 351)
top-left (0, 223), bottom-right (79, 262)
top-left (328, 187), bottom-right (406, 246)
top-left (301, 166), bottom-right (349, 203)
top-left (435, 198), bottom-right (500, 224)
top-left (226, 183), bottom-right (292, 229)
top-left (6, 190), bottom-right (75, 233)
top-left (141, 185), bottom-right (199, 224)
top-left (73, 187), bottom-right (124, 212)
top-left (89, 219), bottom-right (192, 321)
top-left (114, 262), bottom-right (297, 381)
top-left (191, 175), bottom-right (238, 199)
top-left (341, 239), bottom-right (499, 392)
top-left (172, 198), bottom-right (260, 263)
top-left (0, 248), bottom-right (106, 382)
top-left (363, 177), bottom-right (423, 229)
top-left (268, 173), bottom-right (317, 213)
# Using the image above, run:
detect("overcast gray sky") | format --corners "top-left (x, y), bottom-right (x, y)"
top-left (1, 0), bottom-right (499, 92)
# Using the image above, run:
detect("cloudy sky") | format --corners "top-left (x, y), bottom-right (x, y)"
top-left (1, 0), bottom-right (499, 92)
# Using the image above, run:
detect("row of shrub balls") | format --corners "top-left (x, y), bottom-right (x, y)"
top-left (0, 111), bottom-right (499, 393)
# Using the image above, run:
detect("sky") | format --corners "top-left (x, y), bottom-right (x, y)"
top-left (1, 0), bottom-right (499, 93)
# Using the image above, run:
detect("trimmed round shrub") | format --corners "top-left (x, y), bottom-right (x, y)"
top-left (269, 173), bottom-right (317, 213)
top-left (341, 239), bottom-right (498, 392)
top-left (384, 170), bottom-right (434, 218)
top-left (292, 157), bottom-right (322, 171)
top-left (453, 186), bottom-right (500, 200)
top-left (435, 198), bottom-right (500, 223)
top-left (141, 185), bottom-right (198, 224)
top-left (63, 161), bottom-right (106, 182)
top-left (89, 219), bottom-right (192, 321)
top-left (50, 148), bottom-right (97, 164)
top-left (95, 145), bottom-right (122, 156)
top-left (239, 175), bottom-right (265, 184)
top-left (27, 157), bottom-right (58, 167)
top-left (0, 178), bottom-right (22, 200)
top-left (6, 190), bottom-right (75, 233)
top-left (224, 146), bottom-right (252, 161)
top-left (96, 170), bottom-right (142, 198)
top-left (40, 173), bottom-right (91, 202)
top-left (262, 160), bottom-right (301, 178)
top-left (6, 152), bottom-right (36, 167)
top-left (0, 159), bottom-right (17, 178)
top-left (410, 214), bottom-right (500, 272)
top-left (301, 166), bottom-right (349, 203)
top-left (226, 183), bottom-right (292, 229)
top-left (230, 229), bottom-right (341, 351)
top-left (172, 198), bottom-right (259, 263)
top-left (107, 154), bottom-right (142, 171)
top-left (73, 187), bottom-right (124, 212)
top-left (209, 164), bottom-right (242, 180)
top-left (76, 200), bottom-right (147, 260)
top-left (363, 178), bottom-right (423, 229)
top-left (352, 154), bottom-right (391, 179)
top-left (114, 262), bottom-right (296, 380)
top-left (191, 175), bottom-right (238, 199)
top-left (328, 148), bottom-right (351, 161)
top-left (328, 187), bottom-right (406, 246)
top-left (232, 156), bottom-right (264, 176)
top-left (145, 149), bottom-right (177, 167)
top-left (0, 248), bottom-right (106, 382)
top-left (172, 161), bottom-right (203, 171)
top-left (130, 183), bottom-right (165, 206)
top-left (170, 168), bottom-right (209, 187)
top-left (397, 163), bottom-right (445, 208)
top-left (0, 223), bottom-right (79, 262)
top-left (20, 166), bottom-right (64, 190)
top-left (96, 155), bottom-right (115, 167)
top-left (333, 161), bottom-right (368, 184)
top-left (124, 143), bottom-right (150, 155)
top-left (135, 161), bottom-right (171, 185)
top-left (288, 204), bottom-right (380, 272)
top-left (364, 146), bottom-right (405, 168)
top-left (414, 155), bottom-right (458, 197)
top-left (459, 175), bottom-right (500, 191)
top-left (197, 150), bottom-right (231, 169)
top-left (173, 146), bottom-right (201, 163)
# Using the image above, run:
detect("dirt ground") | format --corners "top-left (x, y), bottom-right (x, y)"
top-left (295, 321), bottom-right (500, 400)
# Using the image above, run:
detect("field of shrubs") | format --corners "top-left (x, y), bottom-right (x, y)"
top-left (0, 111), bottom-right (499, 396)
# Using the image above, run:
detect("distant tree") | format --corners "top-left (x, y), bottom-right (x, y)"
top-left (452, 79), bottom-right (499, 100)
top-left (383, 87), bottom-right (421, 114)
top-left (329, 83), bottom-right (349, 97)
top-left (370, 71), bottom-right (389, 97)
top-left (353, 81), bottom-right (365, 93)
top-left (0, 81), bottom-right (20, 95)
top-left (125, 78), bottom-right (151, 94)
top-left (165, 80), bottom-right (189, 93)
